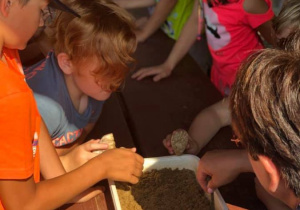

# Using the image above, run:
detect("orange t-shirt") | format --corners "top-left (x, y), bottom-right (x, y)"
top-left (0, 48), bottom-right (41, 209)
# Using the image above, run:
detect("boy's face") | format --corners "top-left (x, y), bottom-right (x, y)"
top-left (71, 57), bottom-right (113, 101)
top-left (248, 154), bottom-right (271, 194)
top-left (4, 0), bottom-right (48, 50)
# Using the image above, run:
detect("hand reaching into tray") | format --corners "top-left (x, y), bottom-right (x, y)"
top-left (196, 149), bottom-right (253, 193)
top-left (95, 148), bottom-right (144, 184)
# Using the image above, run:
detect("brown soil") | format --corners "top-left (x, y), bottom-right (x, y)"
top-left (115, 168), bottom-right (210, 210)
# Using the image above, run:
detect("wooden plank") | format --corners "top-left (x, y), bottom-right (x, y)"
top-left (57, 194), bottom-right (107, 210)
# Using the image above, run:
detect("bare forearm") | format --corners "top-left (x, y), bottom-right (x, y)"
top-left (188, 98), bottom-right (231, 152)
top-left (257, 20), bottom-right (276, 46)
top-left (234, 149), bottom-right (253, 173)
top-left (33, 159), bottom-right (104, 209)
top-left (0, 159), bottom-right (103, 210)
top-left (59, 123), bottom-right (96, 172)
top-left (140, 0), bottom-right (177, 40)
top-left (39, 120), bottom-right (66, 179)
top-left (0, 147), bottom-right (143, 210)
top-left (164, 0), bottom-right (198, 70)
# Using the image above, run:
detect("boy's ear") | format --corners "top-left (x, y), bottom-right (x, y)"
top-left (57, 53), bottom-right (73, 75)
top-left (0, 0), bottom-right (11, 17)
top-left (258, 155), bottom-right (281, 193)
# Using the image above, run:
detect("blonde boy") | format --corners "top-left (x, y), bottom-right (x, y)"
top-left (25, 0), bottom-right (139, 172)
top-left (0, 0), bottom-right (143, 209)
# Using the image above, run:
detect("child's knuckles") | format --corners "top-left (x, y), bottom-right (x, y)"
top-left (129, 176), bottom-right (139, 184)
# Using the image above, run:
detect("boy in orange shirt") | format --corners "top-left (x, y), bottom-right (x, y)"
top-left (0, 0), bottom-right (143, 209)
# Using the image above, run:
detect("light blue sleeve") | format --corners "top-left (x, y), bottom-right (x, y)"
top-left (34, 93), bottom-right (68, 139)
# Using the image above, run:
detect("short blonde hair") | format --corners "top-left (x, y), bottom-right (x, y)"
top-left (273, 0), bottom-right (300, 35)
top-left (51, 0), bottom-right (136, 91)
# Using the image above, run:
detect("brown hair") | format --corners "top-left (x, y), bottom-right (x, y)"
top-left (51, 0), bottom-right (136, 91)
top-left (230, 49), bottom-right (300, 197)
top-left (273, 0), bottom-right (300, 36)
top-left (276, 30), bottom-right (300, 51)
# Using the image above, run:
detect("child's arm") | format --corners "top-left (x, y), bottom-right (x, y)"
top-left (163, 98), bottom-right (231, 155)
top-left (131, 0), bottom-right (199, 82)
top-left (0, 147), bottom-right (143, 210)
top-left (38, 120), bottom-right (105, 203)
top-left (188, 98), bottom-right (231, 152)
top-left (243, 0), bottom-right (276, 46)
top-left (60, 139), bottom-right (109, 172)
top-left (58, 122), bottom-right (112, 172)
top-left (136, 0), bottom-right (178, 42)
top-left (256, 20), bottom-right (276, 46)
top-left (197, 149), bottom-right (253, 193)
top-left (39, 119), bottom-right (66, 179)
top-left (114, 0), bottom-right (156, 9)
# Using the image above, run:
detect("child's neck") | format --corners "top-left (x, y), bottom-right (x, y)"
top-left (64, 75), bottom-right (88, 114)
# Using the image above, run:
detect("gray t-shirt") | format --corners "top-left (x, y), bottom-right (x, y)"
top-left (25, 51), bottom-right (104, 147)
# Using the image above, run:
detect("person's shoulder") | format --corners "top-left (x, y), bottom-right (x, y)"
top-left (243, 0), bottom-right (270, 14)
top-left (0, 65), bottom-right (29, 99)
top-left (34, 93), bottom-right (67, 135)
top-left (34, 93), bottom-right (64, 115)
top-left (24, 51), bottom-right (56, 80)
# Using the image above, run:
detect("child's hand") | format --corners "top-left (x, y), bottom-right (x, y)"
top-left (61, 139), bottom-right (109, 172)
top-left (162, 130), bottom-right (199, 155)
top-left (131, 63), bottom-right (172, 82)
top-left (135, 17), bottom-right (148, 29)
top-left (96, 148), bottom-right (144, 184)
top-left (197, 150), bottom-right (251, 193)
top-left (135, 29), bottom-right (147, 43)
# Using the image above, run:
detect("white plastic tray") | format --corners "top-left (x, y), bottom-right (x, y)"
top-left (109, 154), bottom-right (228, 210)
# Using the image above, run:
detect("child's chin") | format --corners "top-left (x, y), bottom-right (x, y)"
top-left (94, 93), bottom-right (112, 101)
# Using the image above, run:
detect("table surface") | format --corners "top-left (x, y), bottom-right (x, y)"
top-left (58, 30), bottom-right (266, 210)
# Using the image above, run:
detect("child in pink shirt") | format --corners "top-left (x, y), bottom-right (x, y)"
top-left (204, 0), bottom-right (274, 94)
top-left (132, 0), bottom-right (275, 95)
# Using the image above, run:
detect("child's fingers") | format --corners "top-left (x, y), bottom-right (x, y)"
top-left (162, 137), bottom-right (174, 154)
top-left (132, 166), bottom-right (143, 178)
top-left (132, 68), bottom-right (160, 81)
top-left (153, 74), bottom-right (164, 82)
top-left (128, 175), bottom-right (140, 184)
top-left (153, 71), bottom-right (170, 82)
top-left (207, 179), bottom-right (216, 193)
top-left (131, 68), bottom-right (147, 79)
top-left (196, 170), bottom-right (209, 192)
top-left (86, 142), bottom-right (109, 152)
top-left (134, 152), bottom-right (144, 166)
top-left (130, 147), bottom-right (137, 153)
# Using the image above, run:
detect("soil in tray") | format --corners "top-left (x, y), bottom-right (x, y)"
top-left (115, 168), bottom-right (211, 210)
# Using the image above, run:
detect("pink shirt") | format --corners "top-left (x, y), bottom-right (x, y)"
top-left (203, 0), bottom-right (274, 95)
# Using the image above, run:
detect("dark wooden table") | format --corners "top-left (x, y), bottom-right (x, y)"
top-left (58, 30), bottom-right (266, 210)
